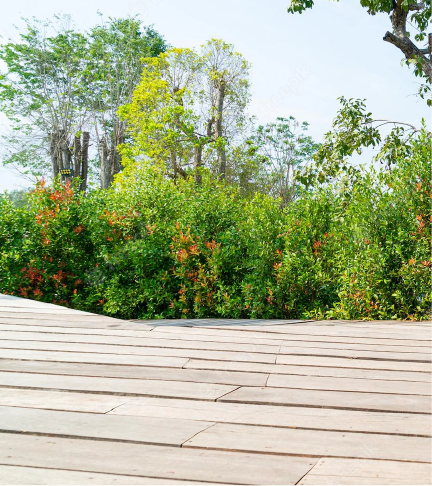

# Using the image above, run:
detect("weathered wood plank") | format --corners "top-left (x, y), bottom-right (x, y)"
top-left (218, 386), bottom-right (432, 413)
top-left (0, 405), bottom-right (214, 446)
top-left (0, 348), bottom-right (189, 368)
top-left (0, 388), bottom-right (131, 413)
top-left (276, 354), bottom-right (431, 372)
top-left (0, 465), bottom-right (197, 485)
top-left (139, 319), bottom-right (304, 327)
top-left (185, 359), bottom-right (432, 382)
top-left (297, 475), bottom-right (424, 486)
top-left (0, 433), bottom-right (318, 485)
top-left (0, 323), bottom-right (155, 337)
top-left (266, 372), bottom-right (431, 395)
top-left (299, 474), bottom-right (426, 485)
top-left (0, 340), bottom-right (277, 364)
top-left (0, 316), bottom-right (154, 330)
top-left (0, 330), bottom-right (429, 357)
top-left (0, 359), bottom-right (269, 387)
top-left (279, 345), bottom-right (431, 362)
top-left (0, 371), bottom-right (238, 400)
top-left (279, 339), bottom-right (432, 354)
top-left (109, 396), bottom-right (431, 436)
top-left (194, 325), bottom-right (432, 341)
top-left (157, 325), bottom-right (432, 345)
top-left (183, 423), bottom-right (432, 462)
top-left (184, 353), bottom-right (431, 373)
top-left (0, 331), bottom-right (281, 354)
top-left (1, 323), bottom-right (430, 351)
top-left (298, 458), bottom-right (432, 485)
top-left (153, 329), bottom-right (431, 349)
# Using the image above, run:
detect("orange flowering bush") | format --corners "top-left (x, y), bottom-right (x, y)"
top-left (0, 128), bottom-right (430, 320)
top-left (0, 179), bottom-right (97, 306)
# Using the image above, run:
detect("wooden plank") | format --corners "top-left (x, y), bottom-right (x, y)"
top-left (193, 325), bottom-right (432, 341)
top-left (0, 331), bottom-right (281, 354)
top-left (279, 345), bottom-right (431, 362)
top-left (183, 353), bottom-right (431, 373)
top-left (2, 323), bottom-right (430, 351)
top-left (0, 405), bottom-right (214, 446)
top-left (298, 458), bottom-right (431, 485)
top-left (139, 319), bottom-right (304, 327)
top-left (0, 371), bottom-right (238, 401)
top-left (279, 339), bottom-right (432, 354)
top-left (0, 305), bottom-right (93, 315)
top-left (0, 323), bottom-right (155, 337)
top-left (218, 386), bottom-right (432, 414)
top-left (297, 475), bottom-right (424, 486)
top-left (299, 474), bottom-right (426, 485)
top-left (0, 465), bottom-right (197, 485)
top-left (156, 325), bottom-right (432, 346)
top-left (185, 359), bottom-right (432, 382)
top-left (152, 329), bottom-right (430, 349)
top-left (0, 359), bottom-right (269, 387)
top-left (0, 348), bottom-right (189, 368)
top-left (276, 354), bottom-right (431, 372)
top-left (0, 388), bottom-right (131, 413)
top-left (183, 423), bottom-right (432, 462)
top-left (0, 329), bottom-right (429, 355)
top-left (0, 340), bottom-right (277, 364)
top-left (266, 373), bottom-right (430, 395)
top-left (0, 316), bottom-right (154, 331)
top-left (109, 396), bottom-right (431, 437)
top-left (0, 433), bottom-right (318, 485)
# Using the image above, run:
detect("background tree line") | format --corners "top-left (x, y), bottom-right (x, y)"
top-left (0, 15), bottom-right (319, 204)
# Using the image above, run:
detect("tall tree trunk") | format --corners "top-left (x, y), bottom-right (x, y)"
top-left (215, 82), bottom-right (226, 179)
top-left (100, 138), bottom-right (110, 189)
top-left (59, 131), bottom-right (71, 171)
top-left (72, 132), bottom-right (90, 191)
top-left (49, 132), bottom-right (60, 179)
top-left (80, 132), bottom-right (90, 192)
top-left (99, 127), bottom-right (124, 189)
top-left (73, 134), bottom-right (82, 179)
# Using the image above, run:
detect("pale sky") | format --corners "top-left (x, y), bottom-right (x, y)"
top-left (0, 0), bottom-right (429, 191)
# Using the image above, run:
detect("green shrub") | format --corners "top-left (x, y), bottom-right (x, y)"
top-left (0, 130), bottom-right (430, 320)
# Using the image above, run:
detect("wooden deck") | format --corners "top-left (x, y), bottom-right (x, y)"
top-left (0, 294), bottom-right (430, 485)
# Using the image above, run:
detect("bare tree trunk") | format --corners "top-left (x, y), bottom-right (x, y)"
top-left (49, 133), bottom-right (60, 179)
top-left (80, 132), bottom-right (90, 192)
top-left (99, 127), bottom-right (124, 189)
top-left (73, 134), bottom-right (82, 179)
top-left (71, 132), bottom-right (90, 191)
top-left (215, 82), bottom-right (227, 179)
top-left (59, 131), bottom-right (71, 171)
top-left (100, 138), bottom-right (110, 189)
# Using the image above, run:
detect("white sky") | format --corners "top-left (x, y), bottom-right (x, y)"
top-left (0, 0), bottom-right (430, 191)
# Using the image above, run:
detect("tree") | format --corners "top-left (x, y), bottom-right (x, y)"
top-left (87, 17), bottom-right (167, 188)
top-left (119, 40), bottom-right (251, 182)
top-left (297, 96), bottom-right (429, 187)
top-left (287, 1), bottom-right (432, 103)
top-left (0, 16), bottom-right (91, 189)
top-left (201, 39), bottom-right (251, 179)
top-left (251, 117), bottom-right (318, 205)
top-left (0, 15), bottom-right (167, 190)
